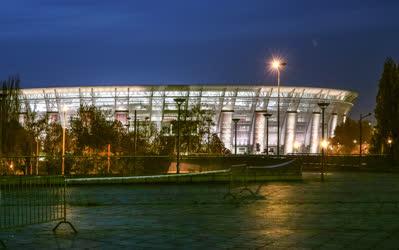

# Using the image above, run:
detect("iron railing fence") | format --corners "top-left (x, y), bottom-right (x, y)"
top-left (0, 155), bottom-right (173, 176)
top-left (0, 154), bottom-right (393, 176)
top-left (288, 154), bottom-right (392, 169)
top-left (0, 175), bottom-right (76, 247)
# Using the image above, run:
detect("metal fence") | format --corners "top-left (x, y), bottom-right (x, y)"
top-left (293, 154), bottom-right (392, 170)
top-left (0, 154), bottom-right (393, 177)
top-left (224, 159), bottom-right (302, 201)
top-left (0, 176), bottom-right (76, 247)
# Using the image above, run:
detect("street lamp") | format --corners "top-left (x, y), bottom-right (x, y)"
top-left (174, 98), bottom-right (186, 174)
top-left (263, 112), bottom-right (272, 155)
top-left (206, 118), bottom-right (212, 154)
top-left (133, 110), bottom-right (137, 158)
top-left (145, 116), bottom-right (150, 139)
top-left (318, 102), bottom-right (329, 181)
top-left (61, 106), bottom-right (68, 176)
top-left (359, 112), bottom-right (372, 160)
top-left (387, 138), bottom-right (393, 165)
top-left (270, 58), bottom-right (287, 157)
top-left (232, 118), bottom-right (240, 155)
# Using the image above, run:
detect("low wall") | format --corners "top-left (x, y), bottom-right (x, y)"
top-left (67, 159), bottom-right (302, 185)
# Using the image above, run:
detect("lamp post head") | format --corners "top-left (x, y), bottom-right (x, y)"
top-left (388, 138), bottom-right (393, 145)
top-left (270, 59), bottom-right (287, 71)
top-left (317, 102), bottom-right (330, 109)
top-left (263, 113), bottom-right (272, 118)
top-left (361, 112), bottom-right (373, 119)
top-left (174, 98), bottom-right (186, 106)
top-left (232, 118), bottom-right (240, 124)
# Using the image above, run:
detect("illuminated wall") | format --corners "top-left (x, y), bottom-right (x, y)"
top-left (284, 111), bottom-right (297, 154)
top-left (220, 111), bottom-right (233, 150)
top-left (253, 112), bottom-right (266, 153)
top-left (329, 113), bottom-right (338, 138)
top-left (310, 112), bottom-right (321, 154)
top-left (19, 85), bottom-right (357, 154)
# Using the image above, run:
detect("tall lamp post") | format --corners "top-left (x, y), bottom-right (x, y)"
top-left (206, 118), bottom-right (212, 154)
top-left (318, 102), bottom-right (329, 181)
top-left (145, 116), bottom-right (150, 139)
top-left (263, 112), bottom-right (272, 155)
top-left (270, 59), bottom-right (287, 157)
top-left (61, 106), bottom-right (68, 176)
top-left (174, 98), bottom-right (186, 174)
top-left (232, 118), bottom-right (240, 155)
top-left (359, 112), bottom-right (372, 162)
top-left (387, 138), bottom-right (393, 165)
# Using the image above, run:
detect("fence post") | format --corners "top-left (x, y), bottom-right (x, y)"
top-left (1, 175), bottom-right (77, 248)
top-left (52, 176), bottom-right (77, 233)
top-left (107, 144), bottom-right (111, 174)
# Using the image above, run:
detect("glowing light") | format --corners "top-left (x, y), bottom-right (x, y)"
top-left (269, 56), bottom-right (286, 71)
top-left (320, 140), bottom-right (329, 149)
top-left (9, 163), bottom-right (14, 170)
top-left (388, 139), bottom-right (392, 145)
top-left (353, 139), bottom-right (357, 144)
top-left (271, 60), bottom-right (281, 70)
top-left (293, 141), bottom-right (301, 149)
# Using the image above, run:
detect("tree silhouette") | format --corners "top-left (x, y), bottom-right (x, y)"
top-left (373, 58), bottom-right (399, 161)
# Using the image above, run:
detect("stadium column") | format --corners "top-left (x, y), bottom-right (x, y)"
top-left (253, 112), bottom-right (265, 153)
top-left (329, 113), bottom-right (338, 138)
top-left (220, 110), bottom-right (233, 151)
top-left (284, 111), bottom-right (297, 154)
top-left (310, 112), bottom-right (321, 154)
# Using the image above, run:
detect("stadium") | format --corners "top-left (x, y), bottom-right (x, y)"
top-left (19, 85), bottom-right (357, 154)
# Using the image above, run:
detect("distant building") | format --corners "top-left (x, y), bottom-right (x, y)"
top-left (20, 85), bottom-right (357, 154)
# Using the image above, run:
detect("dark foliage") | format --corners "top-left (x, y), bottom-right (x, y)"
top-left (373, 58), bottom-right (399, 161)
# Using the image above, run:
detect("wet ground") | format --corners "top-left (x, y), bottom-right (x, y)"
top-left (2, 172), bottom-right (399, 249)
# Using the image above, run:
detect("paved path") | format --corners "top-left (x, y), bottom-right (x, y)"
top-left (2, 172), bottom-right (399, 249)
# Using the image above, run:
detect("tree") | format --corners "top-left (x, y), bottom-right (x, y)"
top-left (373, 58), bottom-right (399, 161)
top-left (69, 105), bottom-right (121, 155)
top-left (331, 118), bottom-right (372, 154)
top-left (0, 76), bottom-right (22, 156)
top-left (209, 133), bottom-right (230, 155)
top-left (172, 104), bottom-right (216, 154)
top-left (42, 122), bottom-right (63, 156)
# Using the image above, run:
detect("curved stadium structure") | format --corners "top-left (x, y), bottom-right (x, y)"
top-left (20, 85), bottom-right (357, 154)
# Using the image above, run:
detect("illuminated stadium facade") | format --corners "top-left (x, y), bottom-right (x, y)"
top-left (20, 85), bottom-right (357, 154)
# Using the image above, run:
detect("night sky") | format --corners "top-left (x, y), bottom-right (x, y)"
top-left (1, 0), bottom-right (399, 118)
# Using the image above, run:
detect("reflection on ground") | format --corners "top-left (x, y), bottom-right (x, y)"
top-left (2, 172), bottom-right (399, 249)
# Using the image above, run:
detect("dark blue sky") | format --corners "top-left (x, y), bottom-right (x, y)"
top-left (1, 0), bottom-right (399, 117)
